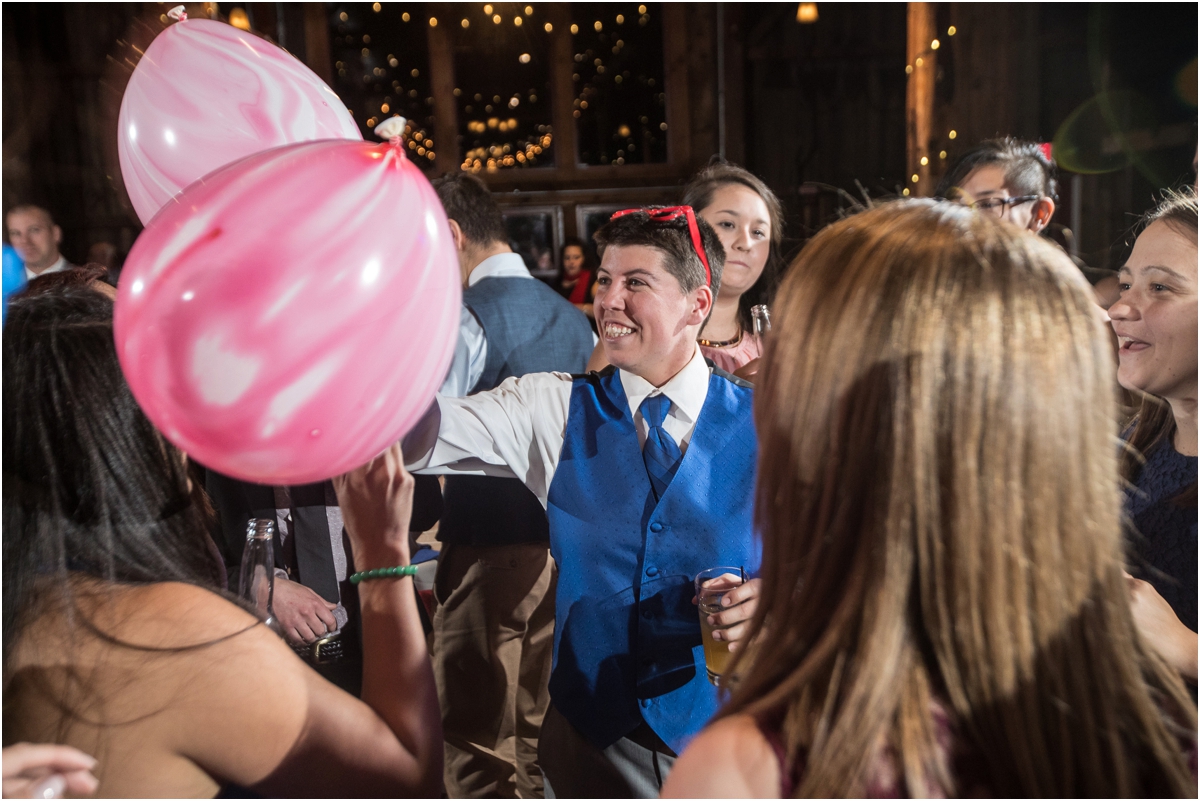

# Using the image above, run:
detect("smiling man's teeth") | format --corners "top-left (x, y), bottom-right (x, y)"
top-left (605, 324), bottom-right (634, 337)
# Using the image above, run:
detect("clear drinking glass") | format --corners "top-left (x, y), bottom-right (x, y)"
top-left (695, 566), bottom-right (747, 686)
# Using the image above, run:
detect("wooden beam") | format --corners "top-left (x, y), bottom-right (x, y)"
top-left (662, 3), bottom-right (692, 167)
top-left (303, 3), bottom-right (332, 86)
top-left (427, 7), bottom-right (459, 174)
top-left (546, 3), bottom-right (578, 174)
top-left (905, 2), bottom-right (936, 195)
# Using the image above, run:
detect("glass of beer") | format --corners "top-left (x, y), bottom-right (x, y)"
top-left (695, 566), bottom-right (747, 687)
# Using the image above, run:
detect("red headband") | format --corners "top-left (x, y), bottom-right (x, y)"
top-left (608, 205), bottom-right (712, 287)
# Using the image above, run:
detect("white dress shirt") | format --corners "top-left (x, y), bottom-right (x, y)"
top-left (438, 252), bottom-right (533, 398)
top-left (25, 255), bottom-right (67, 282)
top-left (408, 346), bottom-right (712, 507)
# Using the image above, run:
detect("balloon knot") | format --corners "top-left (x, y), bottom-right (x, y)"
top-left (374, 117), bottom-right (408, 144)
top-left (167, 5), bottom-right (187, 21)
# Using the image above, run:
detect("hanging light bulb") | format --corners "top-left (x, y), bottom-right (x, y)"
top-left (228, 7), bottom-right (250, 30)
top-left (796, 3), bottom-right (818, 23)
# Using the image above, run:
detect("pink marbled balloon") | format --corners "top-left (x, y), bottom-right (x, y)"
top-left (115, 138), bottom-right (460, 485)
top-left (118, 17), bottom-right (362, 225)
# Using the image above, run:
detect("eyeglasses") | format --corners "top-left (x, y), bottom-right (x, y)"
top-left (609, 205), bottom-right (712, 287)
top-left (960, 195), bottom-right (1040, 219)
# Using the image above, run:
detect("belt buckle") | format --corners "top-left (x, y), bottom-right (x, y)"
top-left (311, 632), bottom-right (340, 665)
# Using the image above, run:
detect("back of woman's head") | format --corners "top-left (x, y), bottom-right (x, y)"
top-left (935, 136), bottom-right (1059, 202)
top-left (3, 288), bottom-right (219, 669)
top-left (733, 200), bottom-right (1194, 796)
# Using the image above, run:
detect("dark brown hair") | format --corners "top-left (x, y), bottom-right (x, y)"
top-left (592, 208), bottom-right (725, 297)
top-left (431, 173), bottom-right (508, 247)
top-left (935, 137), bottom-right (1059, 203)
top-left (683, 160), bottom-right (785, 333)
top-left (724, 199), bottom-right (1195, 797)
top-left (23, 263), bottom-right (109, 295)
top-left (1119, 187), bottom-right (1198, 505)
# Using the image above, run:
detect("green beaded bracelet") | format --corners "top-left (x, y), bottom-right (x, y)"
top-left (349, 565), bottom-right (419, 584)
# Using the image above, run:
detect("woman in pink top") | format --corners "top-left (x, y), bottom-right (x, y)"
top-left (663, 200), bottom-right (1196, 798)
top-left (685, 161), bottom-right (785, 375)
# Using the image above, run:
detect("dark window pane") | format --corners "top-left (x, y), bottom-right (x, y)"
top-left (570, 3), bottom-right (667, 166)
top-left (502, 207), bottom-right (563, 278)
top-left (453, 4), bottom-right (556, 173)
top-left (328, 3), bottom-right (436, 171)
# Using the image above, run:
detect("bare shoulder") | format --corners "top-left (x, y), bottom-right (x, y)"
top-left (662, 714), bottom-right (780, 798)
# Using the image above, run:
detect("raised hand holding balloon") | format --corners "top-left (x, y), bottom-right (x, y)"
top-left (117, 5), bottom-right (362, 225)
top-left (114, 118), bottom-right (460, 485)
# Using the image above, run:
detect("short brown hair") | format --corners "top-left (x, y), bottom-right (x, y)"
top-left (592, 208), bottom-right (724, 297)
top-left (431, 173), bottom-right (508, 247)
top-left (5, 204), bottom-right (55, 227)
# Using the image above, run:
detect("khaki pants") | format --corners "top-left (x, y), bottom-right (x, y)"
top-left (433, 543), bottom-right (557, 798)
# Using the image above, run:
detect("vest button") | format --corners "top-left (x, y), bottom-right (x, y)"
top-left (645, 566), bottom-right (659, 577)
top-left (649, 522), bottom-right (663, 533)
top-left (640, 698), bottom-right (651, 708)
top-left (642, 609), bottom-right (653, 619)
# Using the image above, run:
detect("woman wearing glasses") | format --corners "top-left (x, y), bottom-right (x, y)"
top-left (935, 137), bottom-right (1058, 234)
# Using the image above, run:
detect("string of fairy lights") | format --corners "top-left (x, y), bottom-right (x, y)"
top-left (327, 3), bottom-right (666, 173)
top-left (902, 22), bottom-right (959, 196)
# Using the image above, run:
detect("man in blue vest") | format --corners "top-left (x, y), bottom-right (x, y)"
top-left (407, 206), bottom-right (761, 796)
top-left (430, 174), bottom-right (594, 798)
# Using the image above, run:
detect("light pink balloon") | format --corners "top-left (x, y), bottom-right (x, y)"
top-left (118, 17), bottom-right (362, 225)
top-left (114, 139), bottom-right (461, 485)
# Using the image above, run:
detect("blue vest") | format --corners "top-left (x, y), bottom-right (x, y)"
top-left (545, 366), bottom-right (759, 753)
top-left (440, 276), bottom-right (594, 546)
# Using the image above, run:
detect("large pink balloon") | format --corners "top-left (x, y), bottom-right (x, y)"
top-left (118, 17), bottom-right (362, 225)
top-left (114, 139), bottom-right (461, 485)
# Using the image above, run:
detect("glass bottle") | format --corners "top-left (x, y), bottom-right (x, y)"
top-left (751, 304), bottom-right (772, 337)
top-left (238, 518), bottom-right (281, 635)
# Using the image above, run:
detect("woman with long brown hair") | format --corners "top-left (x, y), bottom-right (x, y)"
top-left (662, 200), bottom-right (1196, 797)
top-left (1111, 188), bottom-right (1197, 681)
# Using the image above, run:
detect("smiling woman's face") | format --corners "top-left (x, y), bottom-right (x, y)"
top-left (1108, 219), bottom-right (1198, 402)
top-left (698, 184), bottom-right (771, 300)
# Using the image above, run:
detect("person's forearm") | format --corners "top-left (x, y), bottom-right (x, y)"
top-left (357, 563), bottom-right (442, 796)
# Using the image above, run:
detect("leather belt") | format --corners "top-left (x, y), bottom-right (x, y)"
top-left (293, 632), bottom-right (345, 665)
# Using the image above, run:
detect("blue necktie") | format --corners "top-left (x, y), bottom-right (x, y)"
top-left (640, 393), bottom-right (682, 502)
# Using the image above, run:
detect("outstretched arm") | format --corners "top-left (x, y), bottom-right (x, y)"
top-left (401, 373), bottom-right (573, 506)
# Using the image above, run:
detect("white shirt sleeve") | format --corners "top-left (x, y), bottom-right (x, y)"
top-left (438, 304), bottom-right (488, 398)
top-left (406, 372), bottom-right (574, 507)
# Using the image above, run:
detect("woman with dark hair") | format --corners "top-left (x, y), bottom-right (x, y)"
top-left (556, 236), bottom-right (597, 318)
top-left (1111, 188), bottom-right (1198, 681)
top-left (662, 201), bottom-right (1195, 797)
top-left (2, 288), bottom-right (442, 797)
top-left (584, 160), bottom-right (785, 376)
top-left (935, 136), bottom-right (1058, 234)
top-left (683, 161), bottom-right (785, 373)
